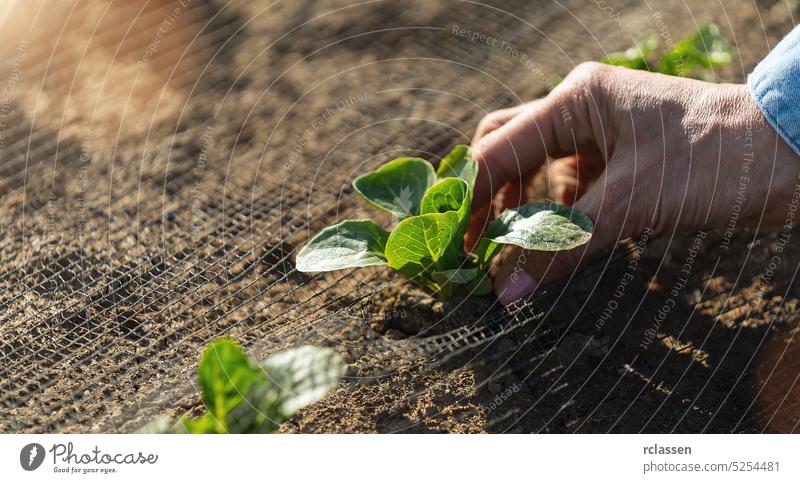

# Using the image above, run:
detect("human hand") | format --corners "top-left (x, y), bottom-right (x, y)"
top-left (468, 62), bottom-right (800, 305)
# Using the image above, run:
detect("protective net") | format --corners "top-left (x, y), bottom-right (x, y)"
top-left (1, 0), bottom-right (799, 433)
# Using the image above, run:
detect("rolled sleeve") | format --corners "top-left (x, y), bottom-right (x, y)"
top-left (747, 26), bottom-right (800, 157)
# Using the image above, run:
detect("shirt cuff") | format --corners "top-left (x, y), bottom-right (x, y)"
top-left (747, 26), bottom-right (800, 157)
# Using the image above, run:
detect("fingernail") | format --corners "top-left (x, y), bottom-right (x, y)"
top-left (498, 272), bottom-right (538, 306)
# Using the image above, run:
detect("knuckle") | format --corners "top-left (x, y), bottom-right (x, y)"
top-left (574, 61), bottom-right (606, 78)
top-left (475, 116), bottom-right (500, 139)
top-left (476, 115), bottom-right (498, 132)
top-left (562, 61), bottom-right (608, 94)
top-left (550, 62), bottom-right (615, 145)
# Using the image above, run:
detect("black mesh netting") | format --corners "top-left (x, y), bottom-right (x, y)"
top-left (1, 0), bottom-right (799, 433)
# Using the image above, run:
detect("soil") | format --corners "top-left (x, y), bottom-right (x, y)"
top-left (288, 229), bottom-right (800, 434)
top-left (368, 283), bottom-right (499, 339)
top-left (1, 0), bottom-right (799, 434)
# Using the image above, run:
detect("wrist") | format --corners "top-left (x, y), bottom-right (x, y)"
top-left (739, 84), bottom-right (800, 229)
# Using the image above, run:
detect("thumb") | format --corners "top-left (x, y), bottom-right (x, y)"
top-left (494, 167), bottom-right (641, 305)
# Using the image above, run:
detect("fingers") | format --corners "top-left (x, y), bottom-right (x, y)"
top-left (548, 144), bottom-right (606, 205)
top-left (471, 62), bottom-right (613, 211)
top-left (465, 169), bottom-right (535, 251)
top-left (471, 98), bottom-right (562, 210)
top-left (471, 103), bottom-right (530, 145)
top-left (494, 162), bottom-right (640, 305)
top-left (466, 104), bottom-right (533, 250)
top-left (465, 62), bottom-right (622, 303)
top-left (550, 158), bottom-right (582, 206)
top-left (465, 203), bottom-right (492, 252)
top-left (496, 169), bottom-right (537, 214)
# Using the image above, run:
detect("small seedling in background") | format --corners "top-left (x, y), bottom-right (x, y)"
top-left (296, 145), bottom-right (593, 299)
top-left (145, 339), bottom-right (345, 433)
top-left (602, 23), bottom-right (734, 80)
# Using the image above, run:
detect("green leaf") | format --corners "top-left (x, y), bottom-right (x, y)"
top-left (486, 201), bottom-right (593, 251)
top-left (420, 177), bottom-right (472, 258)
top-left (296, 220), bottom-right (389, 272)
top-left (260, 346), bottom-right (346, 416)
top-left (147, 341), bottom-right (345, 434)
top-left (658, 23), bottom-right (733, 79)
top-left (353, 157), bottom-right (437, 219)
top-left (197, 338), bottom-right (260, 432)
top-left (602, 33), bottom-right (658, 71)
top-left (180, 414), bottom-right (218, 434)
top-left (227, 346), bottom-right (346, 433)
top-left (471, 276), bottom-right (494, 295)
top-left (602, 53), bottom-right (649, 70)
top-left (474, 228), bottom-right (504, 268)
top-left (389, 177), bottom-right (473, 290)
top-left (433, 267), bottom-right (493, 298)
top-left (385, 212), bottom-right (462, 283)
top-left (436, 145), bottom-right (478, 189)
top-left (431, 267), bottom-right (481, 285)
top-left (420, 177), bottom-right (470, 216)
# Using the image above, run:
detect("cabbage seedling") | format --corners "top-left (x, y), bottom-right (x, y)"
top-left (296, 146), bottom-right (593, 298)
top-left (145, 339), bottom-right (345, 434)
top-left (602, 23), bottom-right (733, 81)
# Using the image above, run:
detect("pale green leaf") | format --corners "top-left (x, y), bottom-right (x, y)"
top-left (227, 346), bottom-right (345, 433)
top-left (296, 220), bottom-right (389, 272)
top-left (353, 157), bottom-right (437, 218)
top-left (486, 201), bottom-right (593, 251)
top-left (147, 341), bottom-right (344, 434)
top-left (260, 346), bottom-right (345, 416)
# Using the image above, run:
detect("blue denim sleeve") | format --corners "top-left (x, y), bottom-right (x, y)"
top-left (747, 26), bottom-right (800, 156)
